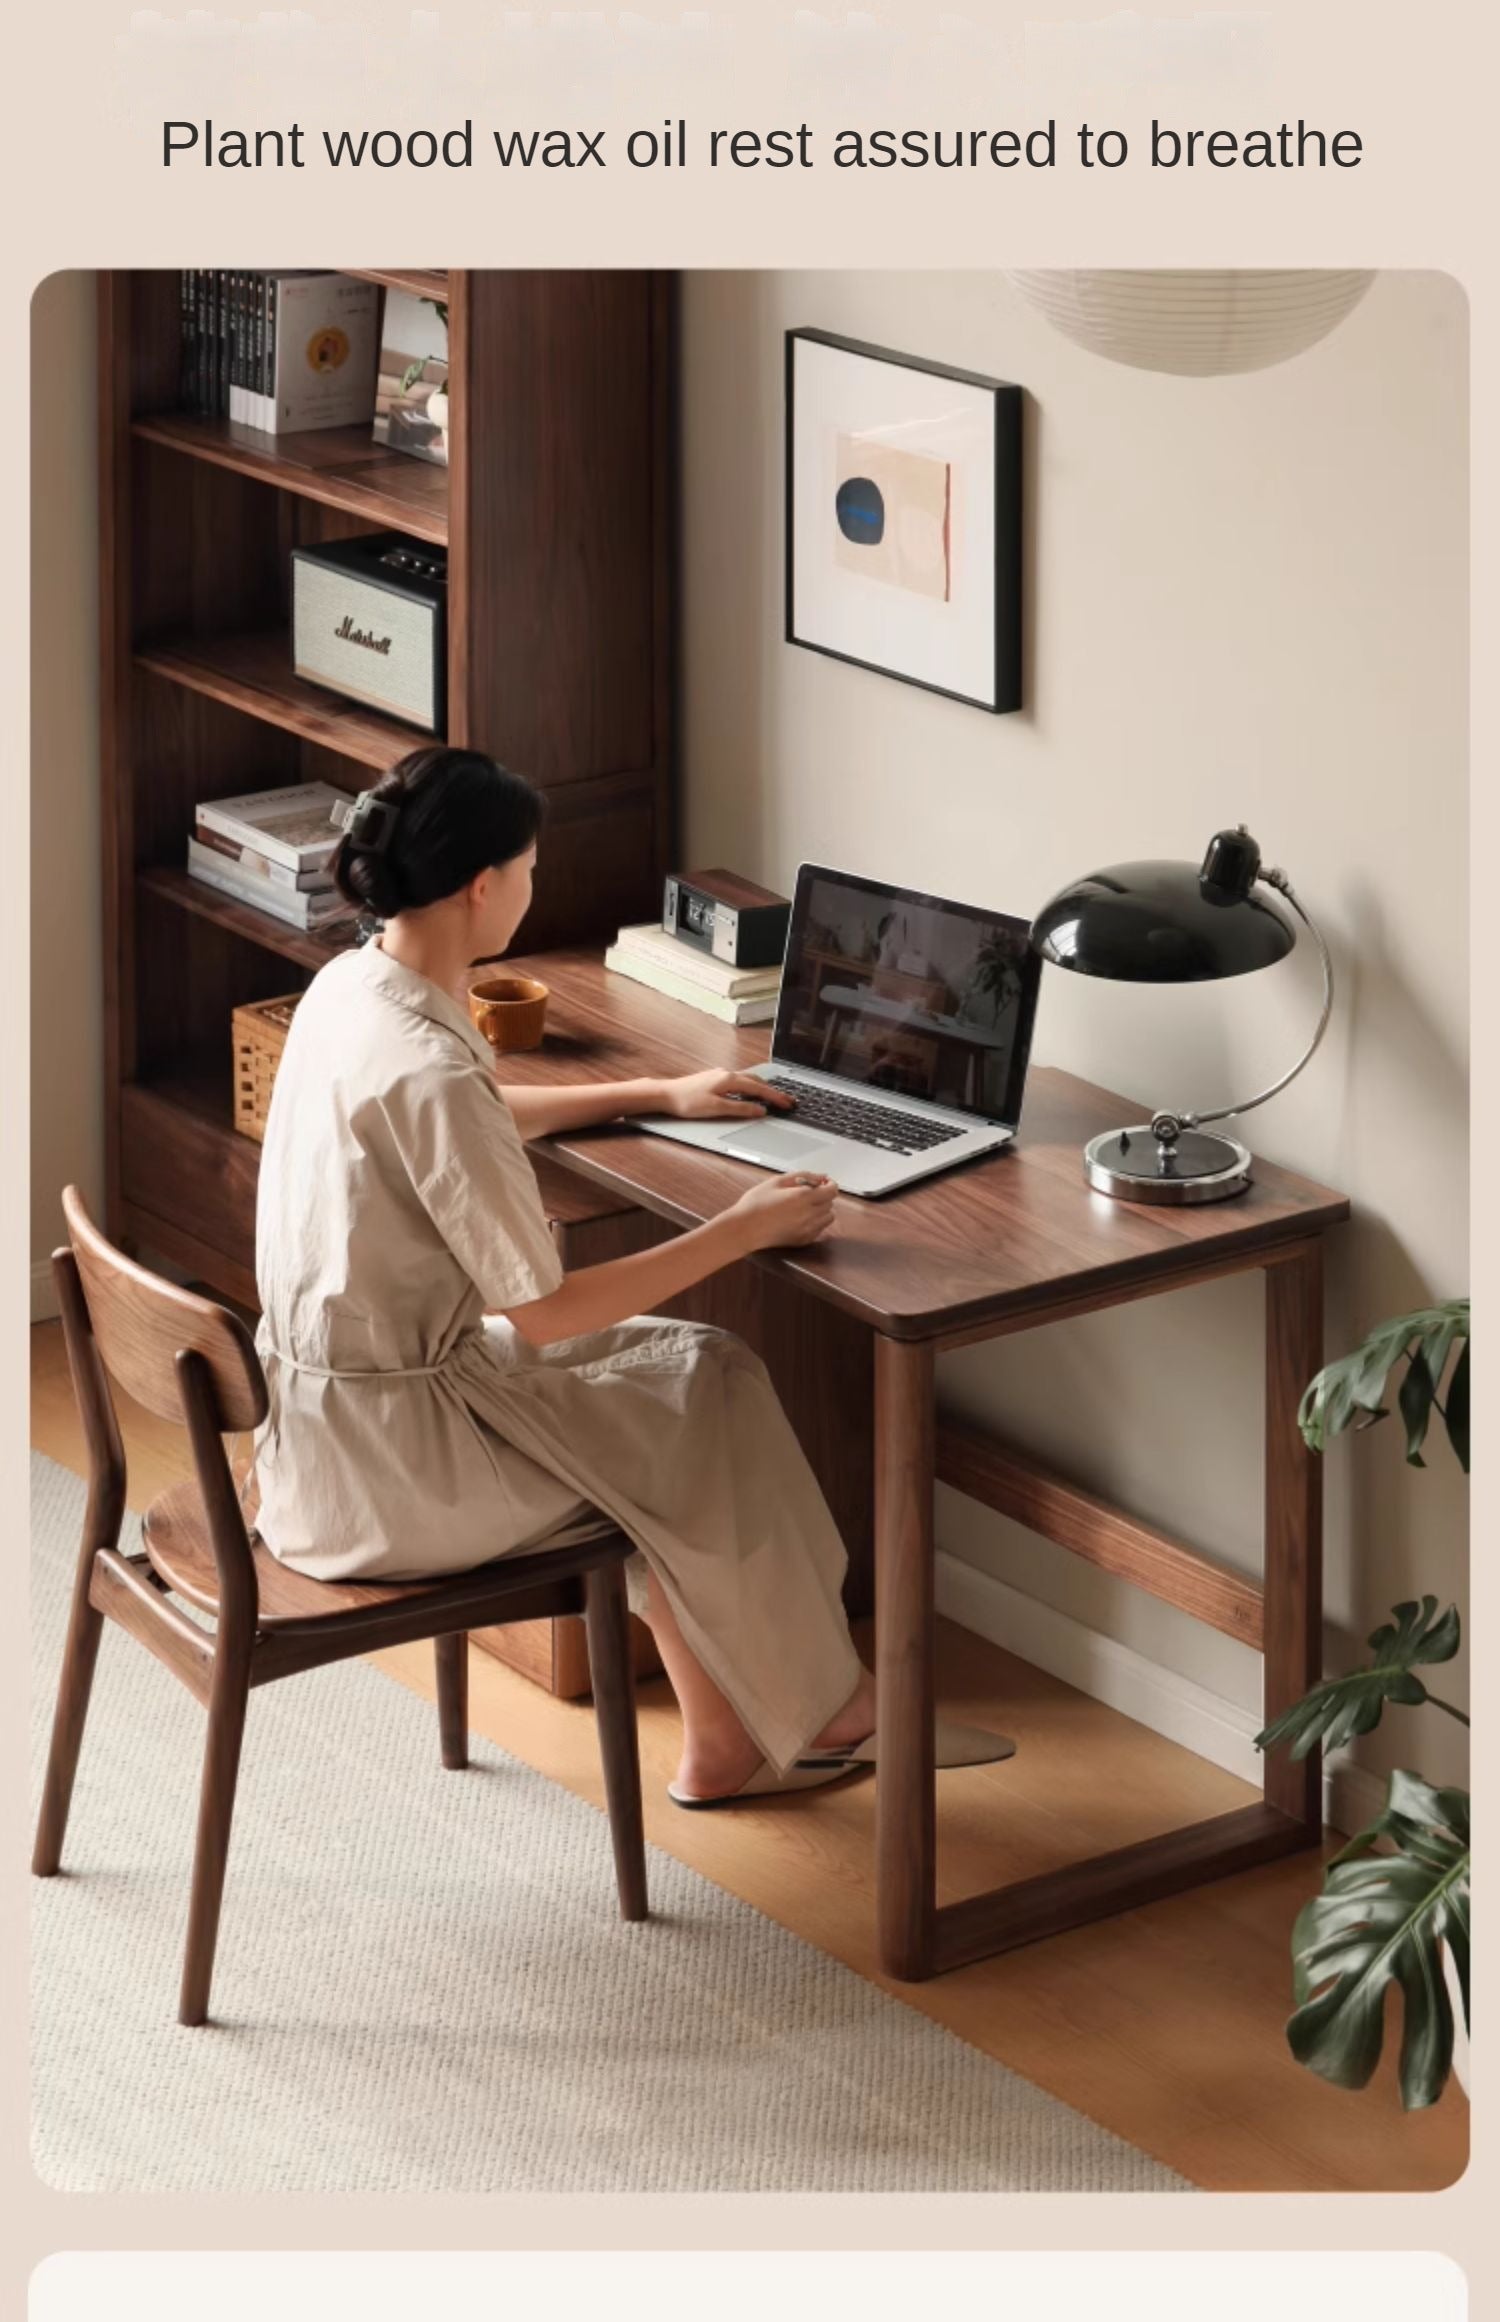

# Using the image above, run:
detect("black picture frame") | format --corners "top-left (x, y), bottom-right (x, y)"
top-left (784, 328), bottom-right (1023, 715)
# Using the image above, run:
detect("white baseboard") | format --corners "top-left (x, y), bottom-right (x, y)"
top-left (31, 1260), bottom-right (60, 1324)
top-left (935, 1548), bottom-right (1389, 1840)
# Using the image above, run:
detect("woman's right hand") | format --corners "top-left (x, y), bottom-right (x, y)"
top-left (726, 1170), bottom-right (839, 1251)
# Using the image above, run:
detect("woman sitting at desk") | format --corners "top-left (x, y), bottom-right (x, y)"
top-left (252, 746), bottom-right (877, 1807)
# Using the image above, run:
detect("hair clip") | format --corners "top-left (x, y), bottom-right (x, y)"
top-left (332, 792), bottom-right (399, 854)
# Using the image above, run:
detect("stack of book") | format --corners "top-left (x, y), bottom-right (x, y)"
top-left (187, 782), bottom-right (361, 937)
top-left (178, 270), bottom-right (380, 435)
top-left (604, 921), bottom-right (782, 1025)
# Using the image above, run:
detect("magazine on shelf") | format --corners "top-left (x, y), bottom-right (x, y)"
top-left (195, 781), bottom-right (348, 873)
top-left (192, 821), bottom-right (337, 893)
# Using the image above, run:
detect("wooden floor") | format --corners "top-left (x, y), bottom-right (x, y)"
top-left (31, 1318), bottom-right (1468, 2194)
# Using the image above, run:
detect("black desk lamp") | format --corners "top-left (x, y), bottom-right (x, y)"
top-left (1029, 826), bottom-right (1333, 1204)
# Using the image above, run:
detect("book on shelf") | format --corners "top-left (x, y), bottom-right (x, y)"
top-left (604, 938), bottom-right (780, 1026)
top-left (607, 920), bottom-right (783, 1001)
top-left (191, 821), bottom-right (337, 893)
top-left (178, 269), bottom-right (197, 410)
top-left (196, 780), bottom-right (348, 873)
top-left (187, 839), bottom-right (358, 933)
top-left (194, 269), bottom-right (213, 413)
top-left (179, 270), bottom-right (379, 434)
top-left (372, 286), bottom-right (451, 468)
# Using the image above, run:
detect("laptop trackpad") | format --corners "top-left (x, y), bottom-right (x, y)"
top-left (720, 1120), bottom-right (839, 1169)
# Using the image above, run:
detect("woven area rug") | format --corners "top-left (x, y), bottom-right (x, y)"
top-left (30, 1453), bottom-right (1185, 2194)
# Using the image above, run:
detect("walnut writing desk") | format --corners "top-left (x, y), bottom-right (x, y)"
top-left (504, 949), bottom-right (1351, 1981)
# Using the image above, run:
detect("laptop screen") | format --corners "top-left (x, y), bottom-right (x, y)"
top-left (773, 865), bottom-right (1042, 1127)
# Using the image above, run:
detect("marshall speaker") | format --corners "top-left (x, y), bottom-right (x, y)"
top-left (292, 531), bottom-right (447, 732)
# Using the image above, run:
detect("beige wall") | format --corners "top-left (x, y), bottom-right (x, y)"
top-left (30, 272), bottom-right (101, 1315)
top-left (680, 270), bottom-right (1470, 1784)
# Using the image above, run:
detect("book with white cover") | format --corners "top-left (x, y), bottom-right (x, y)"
top-left (196, 782), bottom-right (348, 873)
top-left (611, 921), bottom-right (783, 999)
top-left (274, 273), bottom-right (379, 432)
top-left (604, 943), bottom-right (778, 1026)
top-left (231, 271), bottom-right (379, 434)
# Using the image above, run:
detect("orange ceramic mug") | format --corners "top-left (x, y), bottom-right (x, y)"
top-left (467, 972), bottom-right (549, 1053)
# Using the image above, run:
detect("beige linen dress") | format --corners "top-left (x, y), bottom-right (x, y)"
top-left (251, 938), bottom-right (861, 1773)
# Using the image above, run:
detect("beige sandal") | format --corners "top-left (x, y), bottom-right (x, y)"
top-left (805, 1719), bottom-right (1016, 1769)
top-left (667, 1756), bottom-right (866, 1810)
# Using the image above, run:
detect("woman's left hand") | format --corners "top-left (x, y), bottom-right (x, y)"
top-left (655, 1069), bottom-right (796, 1121)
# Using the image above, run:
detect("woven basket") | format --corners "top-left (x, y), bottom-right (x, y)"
top-left (231, 993), bottom-right (302, 1143)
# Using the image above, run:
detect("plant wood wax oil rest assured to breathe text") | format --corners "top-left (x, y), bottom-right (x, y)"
top-left (159, 116), bottom-right (1363, 172)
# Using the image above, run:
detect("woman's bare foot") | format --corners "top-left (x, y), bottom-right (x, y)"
top-left (810, 1667), bottom-right (877, 1752)
top-left (641, 1568), bottom-right (874, 1799)
top-left (671, 1728), bottom-right (763, 1802)
top-left (673, 1671), bottom-right (875, 1800)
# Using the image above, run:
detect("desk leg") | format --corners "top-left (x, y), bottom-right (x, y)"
top-left (1263, 1243), bottom-right (1326, 1835)
top-left (868, 1243), bottom-right (1330, 1982)
top-left (874, 1334), bottom-right (937, 1980)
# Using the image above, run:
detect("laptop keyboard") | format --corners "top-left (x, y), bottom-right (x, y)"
top-left (762, 1076), bottom-right (965, 1157)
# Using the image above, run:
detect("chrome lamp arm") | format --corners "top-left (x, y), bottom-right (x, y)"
top-left (1149, 870), bottom-right (1334, 1148)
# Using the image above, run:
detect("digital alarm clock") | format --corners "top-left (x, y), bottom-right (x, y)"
top-left (662, 869), bottom-right (791, 971)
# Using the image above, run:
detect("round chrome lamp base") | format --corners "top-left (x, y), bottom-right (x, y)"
top-left (1084, 1125), bottom-right (1253, 1205)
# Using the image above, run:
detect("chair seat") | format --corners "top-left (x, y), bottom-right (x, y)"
top-left (141, 1477), bottom-right (628, 1630)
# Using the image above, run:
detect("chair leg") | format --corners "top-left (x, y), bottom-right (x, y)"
top-left (31, 1577), bottom-right (106, 1877)
top-left (584, 1562), bottom-right (648, 1922)
top-left (435, 1630), bottom-right (469, 1770)
top-left (178, 1647), bottom-right (252, 2027)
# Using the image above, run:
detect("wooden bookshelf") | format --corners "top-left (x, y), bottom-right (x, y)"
top-left (131, 412), bottom-right (451, 540)
top-left (136, 865), bottom-right (350, 975)
top-left (135, 632), bottom-right (423, 768)
top-left (100, 268), bottom-right (676, 1300)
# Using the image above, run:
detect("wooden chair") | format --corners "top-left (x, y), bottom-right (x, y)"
top-left (33, 1186), bottom-right (648, 2026)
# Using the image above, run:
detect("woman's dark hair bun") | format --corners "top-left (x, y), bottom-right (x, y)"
top-left (334, 774), bottom-right (412, 918)
top-left (332, 746), bottom-right (544, 920)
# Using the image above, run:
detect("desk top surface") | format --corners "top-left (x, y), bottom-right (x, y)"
top-left (505, 949), bottom-right (1351, 1343)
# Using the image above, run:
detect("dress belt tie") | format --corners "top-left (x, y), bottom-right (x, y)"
top-left (261, 1346), bottom-right (457, 1380)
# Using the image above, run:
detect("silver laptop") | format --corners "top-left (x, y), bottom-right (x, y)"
top-left (638, 864), bottom-right (1042, 1197)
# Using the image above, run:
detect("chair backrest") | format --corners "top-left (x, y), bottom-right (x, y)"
top-left (60, 1187), bottom-right (267, 1434)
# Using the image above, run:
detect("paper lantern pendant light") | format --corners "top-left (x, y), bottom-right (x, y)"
top-left (1006, 269), bottom-right (1376, 377)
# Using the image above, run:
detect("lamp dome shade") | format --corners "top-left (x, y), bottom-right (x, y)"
top-left (1030, 858), bottom-right (1296, 984)
top-left (1006, 270), bottom-right (1376, 377)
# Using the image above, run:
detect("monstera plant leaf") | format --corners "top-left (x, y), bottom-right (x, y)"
top-left (1444, 1340), bottom-right (1470, 1472)
top-left (1298, 1301), bottom-right (1470, 1470)
top-left (1288, 1771), bottom-right (1470, 2110)
top-left (1256, 1598), bottom-right (1462, 1760)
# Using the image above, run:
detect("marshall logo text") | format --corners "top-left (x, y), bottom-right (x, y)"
top-left (335, 615), bottom-right (393, 656)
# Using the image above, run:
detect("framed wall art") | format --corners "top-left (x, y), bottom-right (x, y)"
top-left (785, 328), bottom-right (1022, 713)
